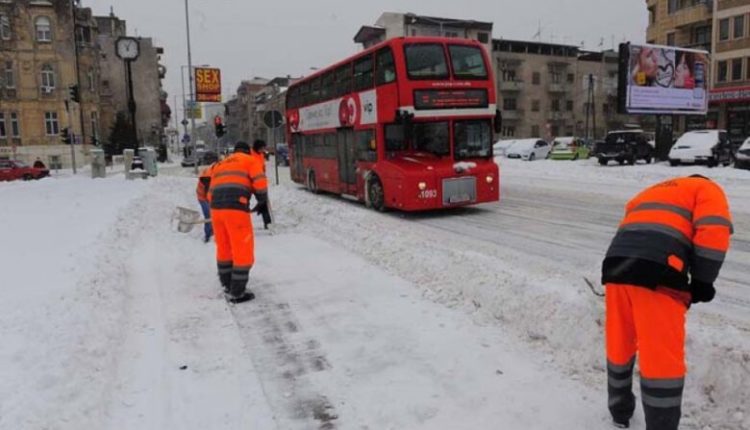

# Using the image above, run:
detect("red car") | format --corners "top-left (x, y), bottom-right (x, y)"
top-left (0, 159), bottom-right (50, 181)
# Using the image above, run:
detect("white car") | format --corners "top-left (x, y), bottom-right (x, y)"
top-left (492, 139), bottom-right (516, 157)
top-left (505, 138), bottom-right (552, 161)
top-left (668, 130), bottom-right (733, 167)
top-left (735, 137), bottom-right (750, 170)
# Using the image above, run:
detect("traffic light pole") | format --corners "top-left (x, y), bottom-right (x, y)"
top-left (184, 0), bottom-right (198, 175)
top-left (64, 100), bottom-right (77, 174)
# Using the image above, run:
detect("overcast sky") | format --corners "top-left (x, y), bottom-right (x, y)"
top-left (82, 0), bottom-right (647, 105)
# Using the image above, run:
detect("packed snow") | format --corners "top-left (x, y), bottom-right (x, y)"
top-left (0, 158), bottom-right (748, 430)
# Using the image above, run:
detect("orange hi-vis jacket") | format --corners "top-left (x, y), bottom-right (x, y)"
top-left (208, 152), bottom-right (268, 212)
top-left (196, 164), bottom-right (215, 202)
top-left (602, 176), bottom-right (733, 292)
top-left (250, 149), bottom-right (266, 173)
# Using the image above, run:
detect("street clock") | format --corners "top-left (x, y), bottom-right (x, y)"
top-left (116, 37), bottom-right (140, 61)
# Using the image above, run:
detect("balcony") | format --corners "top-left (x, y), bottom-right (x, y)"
top-left (498, 80), bottom-right (524, 92)
top-left (501, 109), bottom-right (524, 121)
top-left (670, 4), bottom-right (712, 29)
top-left (547, 111), bottom-right (572, 122)
top-left (547, 83), bottom-right (570, 93)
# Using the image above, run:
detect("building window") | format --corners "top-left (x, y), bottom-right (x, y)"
top-left (668, 0), bottom-right (678, 14)
top-left (40, 64), bottom-right (55, 90)
top-left (87, 68), bottom-right (95, 91)
top-left (731, 58), bottom-right (743, 81)
top-left (666, 32), bottom-right (676, 46)
top-left (0, 14), bottom-right (10, 40)
top-left (3, 61), bottom-right (14, 88)
top-left (717, 60), bottom-right (728, 82)
top-left (734, 15), bottom-right (745, 39)
top-left (532, 72), bottom-right (541, 85)
top-left (10, 112), bottom-right (19, 137)
top-left (719, 18), bottom-right (730, 41)
top-left (503, 98), bottom-right (517, 111)
top-left (90, 111), bottom-right (99, 143)
top-left (35, 16), bottom-right (52, 42)
top-left (567, 73), bottom-right (574, 83)
top-left (551, 99), bottom-right (560, 112)
top-left (44, 112), bottom-right (59, 135)
top-left (501, 126), bottom-right (515, 137)
top-left (501, 69), bottom-right (517, 81)
top-left (566, 100), bottom-right (574, 111)
top-left (693, 25), bottom-right (711, 46)
top-left (531, 99), bottom-right (540, 112)
top-left (477, 32), bottom-right (489, 44)
top-left (531, 125), bottom-right (540, 137)
top-left (0, 113), bottom-right (6, 139)
top-left (550, 70), bottom-right (562, 84)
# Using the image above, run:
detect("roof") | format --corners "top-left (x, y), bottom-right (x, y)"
top-left (493, 39), bottom-right (579, 57)
top-left (404, 13), bottom-right (493, 31)
top-left (353, 25), bottom-right (386, 44)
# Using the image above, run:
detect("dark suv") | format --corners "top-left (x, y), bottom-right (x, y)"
top-left (596, 130), bottom-right (654, 166)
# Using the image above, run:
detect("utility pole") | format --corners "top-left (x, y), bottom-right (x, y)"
top-left (69, 0), bottom-right (82, 173)
top-left (184, 0), bottom-right (198, 175)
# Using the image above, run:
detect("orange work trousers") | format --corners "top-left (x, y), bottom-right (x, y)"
top-left (211, 209), bottom-right (255, 295)
top-left (606, 283), bottom-right (687, 430)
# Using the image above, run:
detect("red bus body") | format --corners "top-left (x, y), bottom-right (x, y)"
top-left (285, 37), bottom-right (499, 211)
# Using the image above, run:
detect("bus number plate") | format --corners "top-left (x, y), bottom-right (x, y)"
top-left (419, 189), bottom-right (438, 199)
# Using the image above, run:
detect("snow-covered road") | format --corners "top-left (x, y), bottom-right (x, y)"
top-left (1, 159), bottom-right (748, 429)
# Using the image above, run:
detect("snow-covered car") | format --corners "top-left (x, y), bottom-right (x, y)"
top-left (505, 139), bottom-right (551, 161)
top-left (668, 130), bottom-right (733, 167)
top-left (735, 137), bottom-right (750, 170)
top-left (596, 130), bottom-right (654, 166)
top-left (549, 137), bottom-right (590, 160)
top-left (492, 139), bottom-right (516, 157)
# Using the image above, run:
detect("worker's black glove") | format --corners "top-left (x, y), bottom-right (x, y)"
top-left (690, 280), bottom-right (716, 304)
top-left (251, 192), bottom-right (268, 213)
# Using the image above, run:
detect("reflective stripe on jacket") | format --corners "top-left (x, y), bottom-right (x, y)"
top-left (208, 152), bottom-right (268, 211)
top-left (196, 164), bottom-right (215, 202)
top-left (603, 176), bottom-right (733, 291)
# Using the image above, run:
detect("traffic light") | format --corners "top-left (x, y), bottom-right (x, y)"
top-left (214, 115), bottom-right (226, 138)
top-left (60, 127), bottom-right (72, 145)
top-left (68, 85), bottom-right (80, 103)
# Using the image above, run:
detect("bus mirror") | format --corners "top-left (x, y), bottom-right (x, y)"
top-left (494, 109), bottom-right (503, 134)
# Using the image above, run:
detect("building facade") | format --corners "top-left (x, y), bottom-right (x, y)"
top-left (0, 0), bottom-right (168, 167)
top-left (646, 0), bottom-right (750, 145)
top-left (224, 77), bottom-right (269, 144)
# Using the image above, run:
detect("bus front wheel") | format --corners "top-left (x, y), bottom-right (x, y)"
top-left (368, 176), bottom-right (386, 212)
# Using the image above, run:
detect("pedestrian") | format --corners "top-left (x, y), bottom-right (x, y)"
top-left (602, 175), bottom-right (733, 429)
top-left (196, 163), bottom-right (215, 243)
top-left (208, 141), bottom-right (268, 303)
top-left (250, 139), bottom-right (272, 229)
top-left (33, 157), bottom-right (46, 169)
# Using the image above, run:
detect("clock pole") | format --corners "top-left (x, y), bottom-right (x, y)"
top-left (126, 59), bottom-right (138, 151)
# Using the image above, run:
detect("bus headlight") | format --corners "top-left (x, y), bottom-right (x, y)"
top-left (418, 182), bottom-right (427, 190)
top-left (486, 175), bottom-right (494, 184)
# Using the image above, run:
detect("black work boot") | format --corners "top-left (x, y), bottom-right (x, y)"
top-left (226, 290), bottom-right (255, 303)
top-left (219, 273), bottom-right (231, 293)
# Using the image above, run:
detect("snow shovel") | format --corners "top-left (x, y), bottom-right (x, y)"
top-left (172, 206), bottom-right (210, 233)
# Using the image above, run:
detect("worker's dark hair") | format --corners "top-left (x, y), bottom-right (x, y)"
top-left (234, 141), bottom-right (250, 154)
top-left (253, 139), bottom-right (267, 151)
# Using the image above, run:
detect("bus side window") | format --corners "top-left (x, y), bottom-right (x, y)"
top-left (353, 55), bottom-right (374, 92)
top-left (376, 48), bottom-right (396, 85)
top-left (310, 77), bottom-right (322, 104)
top-left (385, 124), bottom-right (406, 157)
top-left (335, 63), bottom-right (352, 98)
top-left (321, 71), bottom-right (334, 101)
top-left (356, 129), bottom-right (377, 162)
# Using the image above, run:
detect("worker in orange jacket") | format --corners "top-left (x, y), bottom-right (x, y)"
top-left (250, 139), bottom-right (272, 229)
top-left (602, 175), bottom-right (733, 430)
top-left (208, 141), bottom-right (268, 303)
top-left (196, 163), bottom-right (216, 243)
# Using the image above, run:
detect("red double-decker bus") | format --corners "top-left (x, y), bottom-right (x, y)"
top-left (285, 37), bottom-right (500, 211)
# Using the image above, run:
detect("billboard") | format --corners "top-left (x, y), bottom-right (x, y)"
top-left (618, 43), bottom-right (709, 115)
top-left (195, 67), bottom-right (222, 103)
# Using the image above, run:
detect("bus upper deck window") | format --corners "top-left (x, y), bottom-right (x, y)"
top-left (449, 45), bottom-right (488, 79)
top-left (405, 44), bottom-right (449, 80)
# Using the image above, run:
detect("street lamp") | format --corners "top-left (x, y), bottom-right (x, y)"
top-left (183, 0), bottom-right (199, 174)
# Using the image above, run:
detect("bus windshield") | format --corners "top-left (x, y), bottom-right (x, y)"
top-left (455, 120), bottom-right (492, 159)
top-left (449, 45), bottom-right (488, 79)
top-left (414, 122), bottom-right (450, 156)
top-left (405, 44), bottom-right (449, 79)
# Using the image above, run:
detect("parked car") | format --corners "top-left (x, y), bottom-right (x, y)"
top-left (733, 137), bottom-right (750, 170)
top-left (668, 130), bottom-right (733, 167)
top-left (549, 137), bottom-right (590, 160)
top-left (0, 159), bottom-right (50, 181)
top-left (492, 139), bottom-right (516, 157)
top-left (505, 138), bottom-right (552, 161)
top-left (181, 150), bottom-right (219, 167)
top-left (596, 130), bottom-right (654, 166)
top-left (275, 143), bottom-right (289, 166)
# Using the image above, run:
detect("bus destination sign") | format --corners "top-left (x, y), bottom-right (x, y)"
top-left (414, 89), bottom-right (488, 110)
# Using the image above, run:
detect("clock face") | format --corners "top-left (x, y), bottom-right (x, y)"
top-left (116, 38), bottom-right (140, 60)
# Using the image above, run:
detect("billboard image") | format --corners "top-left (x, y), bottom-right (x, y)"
top-left (618, 43), bottom-right (709, 115)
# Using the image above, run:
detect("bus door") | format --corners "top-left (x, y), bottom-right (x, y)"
top-left (336, 129), bottom-right (357, 194)
top-left (291, 133), bottom-right (304, 181)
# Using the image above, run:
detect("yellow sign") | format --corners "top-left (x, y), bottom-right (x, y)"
top-left (186, 101), bottom-right (203, 120)
top-left (195, 67), bottom-right (222, 102)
